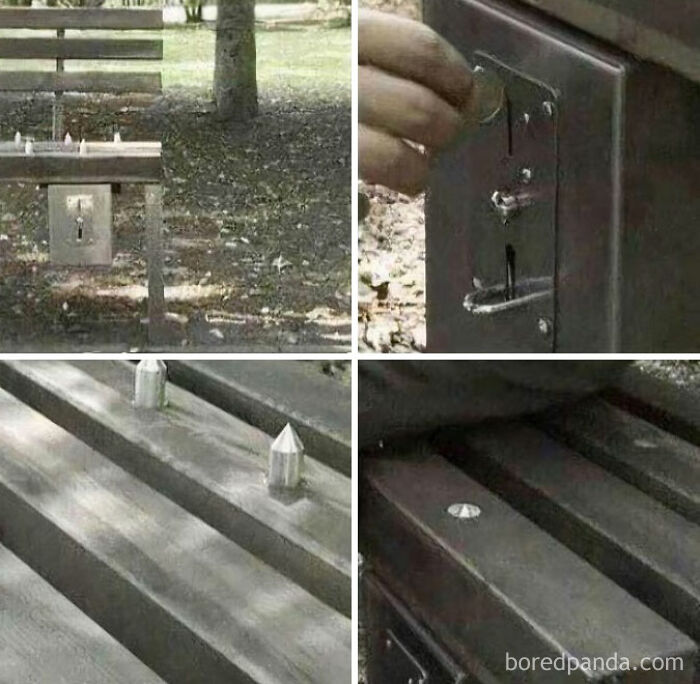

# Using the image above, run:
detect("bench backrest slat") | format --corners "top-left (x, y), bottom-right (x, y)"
top-left (0, 71), bottom-right (162, 95)
top-left (0, 8), bottom-right (163, 31)
top-left (0, 38), bottom-right (163, 61)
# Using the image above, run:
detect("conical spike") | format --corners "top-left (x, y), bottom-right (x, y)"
top-left (134, 359), bottom-right (167, 409)
top-left (268, 423), bottom-right (304, 489)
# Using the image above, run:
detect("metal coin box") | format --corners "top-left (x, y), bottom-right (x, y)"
top-left (425, 0), bottom-right (700, 352)
top-left (48, 184), bottom-right (112, 266)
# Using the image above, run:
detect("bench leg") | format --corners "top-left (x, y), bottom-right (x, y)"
top-left (145, 184), bottom-right (166, 346)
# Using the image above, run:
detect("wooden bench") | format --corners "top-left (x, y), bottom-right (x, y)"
top-left (0, 360), bottom-right (351, 683)
top-left (361, 366), bottom-right (700, 683)
top-left (0, 8), bottom-right (166, 344)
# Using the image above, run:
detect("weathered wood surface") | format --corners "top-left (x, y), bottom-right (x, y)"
top-left (0, 387), bottom-right (351, 684)
top-left (536, 398), bottom-right (700, 524)
top-left (0, 8), bottom-right (163, 30)
top-left (435, 423), bottom-right (700, 641)
top-left (0, 543), bottom-right (165, 684)
top-left (514, 0), bottom-right (700, 84)
top-left (0, 360), bottom-right (351, 617)
top-left (0, 71), bottom-right (161, 94)
top-left (0, 37), bottom-right (163, 61)
top-left (0, 142), bottom-right (162, 184)
top-left (606, 366), bottom-right (700, 447)
top-left (361, 448), bottom-right (697, 683)
top-left (169, 361), bottom-right (352, 476)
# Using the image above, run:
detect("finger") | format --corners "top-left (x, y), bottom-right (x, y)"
top-left (359, 9), bottom-right (474, 112)
top-left (359, 123), bottom-right (430, 196)
top-left (360, 65), bottom-right (463, 150)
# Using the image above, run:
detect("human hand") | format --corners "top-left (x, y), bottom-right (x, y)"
top-left (359, 9), bottom-right (477, 196)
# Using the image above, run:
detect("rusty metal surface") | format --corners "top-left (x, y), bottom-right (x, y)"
top-left (425, 0), bottom-right (700, 351)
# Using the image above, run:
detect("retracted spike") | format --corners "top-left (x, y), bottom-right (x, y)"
top-left (268, 423), bottom-right (304, 490)
top-left (134, 359), bottom-right (167, 410)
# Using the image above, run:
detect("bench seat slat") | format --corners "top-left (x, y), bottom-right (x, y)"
top-left (0, 387), bottom-right (350, 684)
top-left (0, 143), bottom-right (162, 184)
top-left (169, 361), bottom-right (352, 476)
top-left (0, 37), bottom-right (163, 61)
top-left (362, 450), bottom-right (697, 682)
top-left (0, 8), bottom-right (163, 31)
top-left (0, 360), bottom-right (351, 617)
top-left (606, 366), bottom-right (700, 447)
top-left (435, 423), bottom-right (700, 642)
top-left (0, 71), bottom-right (161, 94)
top-left (535, 398), bottom-right (700, 524)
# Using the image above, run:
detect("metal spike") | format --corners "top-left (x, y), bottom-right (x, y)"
top-left (79, 139), bottom-right (88, 156)
top-left (64, 132), bottom-right (72, 145)
top-left (134, 359), bottom-right (167, 410)
top-left (268, 423), bottom-right (304, 490)
top-left (14, 131), bottom-right (22, 147)
top-left (24, 139), bottom-right (34, 156)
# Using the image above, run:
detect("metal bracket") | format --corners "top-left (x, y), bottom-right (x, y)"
top-left (382, 629), bottom-right (429, 684)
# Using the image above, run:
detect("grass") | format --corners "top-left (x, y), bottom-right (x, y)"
top-left (0, 25), bottom-right (351, 97)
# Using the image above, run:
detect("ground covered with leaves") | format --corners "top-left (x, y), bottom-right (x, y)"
top-left (0, 25), bottom-right (350, 351)
top-left (358, 0), bottom-right (425, 354)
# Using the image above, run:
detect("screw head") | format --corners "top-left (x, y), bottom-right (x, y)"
top-left (521, 112), bottom-right (531, 125)
top-left (542, 101), bottom-right (555, 117)
top-left (447, 503), bottom-right (481, 520)
top-left (538, 317), bottom-right (553, 336)
top-left (520, 167), bottom-right (533, 184)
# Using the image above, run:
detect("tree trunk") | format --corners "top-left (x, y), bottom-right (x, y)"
top-left (214, 0), bottom-right (258, 121)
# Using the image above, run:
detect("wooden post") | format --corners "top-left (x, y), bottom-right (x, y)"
top-left (145, 184), bottom-right (165, 345)
top-left (52, 28), bottom-right (65, 141)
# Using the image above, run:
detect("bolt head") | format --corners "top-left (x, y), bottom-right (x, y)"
top-left (538, 317), bottom-right (553, 336)
top-left (521, 112), bottom-right (531, 125)
top-left (520, 167), bottom-right (533, 184)
top-left (542, 101), bottom-right (555, 117)
top-left (447, 503), bottom-right (481, 520)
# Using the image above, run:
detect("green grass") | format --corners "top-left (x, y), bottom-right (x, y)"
top-left (0, 26), bottom-right (351, 98)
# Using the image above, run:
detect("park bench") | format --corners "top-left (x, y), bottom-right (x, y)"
top-left (424, 0), bottom-right (700, 352)
top-left (0, 360), bottom-right (351, 683)
top-left (0, 7), bottom-right (166, 343)
top-left (361, 364), bottom-right (700, 683)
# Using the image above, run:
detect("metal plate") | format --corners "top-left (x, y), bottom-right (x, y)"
top-left (434, 52), bottom-right (558, 351)
top-left (48, 184), bottom-right (112, 266)
top-left (424, 0), bottom-right (630, 352)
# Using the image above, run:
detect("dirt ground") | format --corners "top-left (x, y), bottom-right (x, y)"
top-left (358, 0), bottom-right (426, 353)
top-left (0, 29), bottom-right (350, 352)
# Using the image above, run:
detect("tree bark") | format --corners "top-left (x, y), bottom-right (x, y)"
top-left (214, 0), bottom-right (258, 121)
